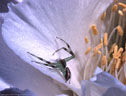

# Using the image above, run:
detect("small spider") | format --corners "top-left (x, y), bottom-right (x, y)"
top-left (27, 37), bottom-right (75, 82)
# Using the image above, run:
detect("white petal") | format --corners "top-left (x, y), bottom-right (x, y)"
top-left (2, 0), bottom-right (113, 92)
top-left (0, 25), bottom-right (70, 96)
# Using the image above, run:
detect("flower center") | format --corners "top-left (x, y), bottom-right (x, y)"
top-left (84, 1), bottom-right (126, 84)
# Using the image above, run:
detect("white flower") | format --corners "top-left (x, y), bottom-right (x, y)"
top-left (0, 0), bottom-right (114, 95)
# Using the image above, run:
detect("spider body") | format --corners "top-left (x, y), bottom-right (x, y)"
top-left (27, 37), bottom-right (75, 82)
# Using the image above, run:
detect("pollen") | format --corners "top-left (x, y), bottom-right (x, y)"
top-left (104, 33), bottom-right (108, 46)
top-left (112, 4), bottom-right (118, 12)
top-left (85, 47), bottom-right (91, 55)
top-left (117, 26), bottom-right (123, 36)
top-left (91, 24), bottom-right (98, 35)
top-left (118, 10), bottom-right (124, 16)
top-left (101, 12), bottom-right (106, 21)
top-left (118, 2), bottom-right (126, 8)
top-left (101, 55), bottom-right (106, 65)
top-left (84, 36), bottom-right (88, 44)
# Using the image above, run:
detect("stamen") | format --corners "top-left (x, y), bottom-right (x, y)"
top-left (84, 36), bottom-right (88, 44)
top-left (104, 33), bottom-right (108, 46)
top-left (115, 58), bottom-right (121, 69)
top-left (122, 51), bottom-right (126, 62)
top-left (117, 48), bottom-right (123, 57)
top-left (118, 10), bottom-right (124, 16)
top-left (117, 25), bottom-right (123, 36)
top-left (101, 39), bottom-right (103, 43)
top-left (112, 4), bottom-right (118, 12)
top-left (94, 42), bottom-right (103, 50)
top-left (113, 47), bottom-right (123, 59)
top-left (91, 24), bottom-right (98, 35)
top-left (93, 50), bottom-right (101, 56)
top-left (101, 12), bottom-right (106, 21)
top-left (101, 55), bottom-right (106, 66)
top-left (118, 66), bottom-right (123, 77)
top-left (84, 1), bottom-right (126, 83)
top-left (108, 27), bottom-right (117, 44)
top-left (106, 58), bottom-right (114, 72)
top-left (115, 58), bottom-right (121, 79)
top-left (93, 42), bottom-right (103, 56)
top-left (107, 4), bottom-right (117, 35)
top-left (118, 2), bottom-right (126, 8)
top-left (113, 45), bottom-right (118, 58)
top-left (97, 51), bottom-right (102, 54)
top-left (85, 47), bottom-right (91, 55)
top-left (109, 43), bottom-right (116, 54)
top-left (123, 8), bottom-right (126, 12)
top-left (114, 0), bottom-right (118, 3)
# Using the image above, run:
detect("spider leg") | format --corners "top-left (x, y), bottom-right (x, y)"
top-left (56, 37), bottom-right (75, 56)
top-left (56, 37), bottom-right (71, 49)
top-left (52, 47), bottom-right (69, 55)
top-left (31, 61), bottom-right (56, 68)
top-left (27, 52), bottom-right (51, 64)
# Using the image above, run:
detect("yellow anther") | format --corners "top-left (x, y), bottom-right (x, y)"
top-left (113, 47), bottom-right (123, 59)
top-left (97, 50), bottom-right (101, 54)
top-left (104, 33), bottom-right (108, 46)
top-left (101, 55), bottom-right (106, 65)
top-left (113, 45), bottom-right (118, 58)
top-left (84, 36), bottom-right (88, 44)
top-left (112, 4), bottom-right (118, 12)
top-left (114, 45), bottom-right (118, 54)
top-left (91, 24), bottom-right (98, 35)
top-left (94, 42), bottom-right (103, 51)
top-left (101, 12), bottom-right (106, 21)
top-left (118, 10), bottom-right (124, 16)
top-left (85, 47), bottom-right (91, 55)
top-left (117, 26), bottom-right (123, 36)
top-left (118, 2), bottom-right (126, 8)
top-left (118, 48), bottom-right (123, 53)
top-left (93, 50), bottom-right (101, 56)
top-left (115, 59), bottom-right (121, 69)
top-left (93, 42), bottom-right (103, 56)
top-left (109, 43), bottom-right (116, 54)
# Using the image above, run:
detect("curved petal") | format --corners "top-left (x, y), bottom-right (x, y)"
top-left (0, 18), bottom-right (71, 96)
top-left (82, 72), bottom-right (126, 96)
top-left (0, 32), bottom-right (71, 95)
top-left (2, 0), bottom-right (113, 92)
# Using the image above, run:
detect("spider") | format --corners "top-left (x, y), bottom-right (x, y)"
top-left (27, 37), bottom-right (75, 82)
